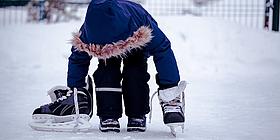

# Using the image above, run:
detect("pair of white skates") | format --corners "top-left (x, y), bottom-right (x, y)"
top-left (29, 77), bottom-right (187, 137)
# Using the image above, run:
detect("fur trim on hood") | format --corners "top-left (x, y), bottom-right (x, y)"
top-left (71, 26), bottom-right (153, 60)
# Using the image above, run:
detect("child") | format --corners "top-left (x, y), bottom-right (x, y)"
top-left (30, 0), bottom-right (186, 133)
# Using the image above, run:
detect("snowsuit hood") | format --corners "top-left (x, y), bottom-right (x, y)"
top-left (71, 0), bottom-right (153, 59)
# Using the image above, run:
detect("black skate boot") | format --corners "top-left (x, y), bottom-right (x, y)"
top-left (29, 76), bottom-right (93, 132)
top-left (160, 96), bottom-right (184, 125)
top-left (159, 81), bottom-right (187, 136)
top-left (150, 81), bottom-right (187, 136)
top-left (127, 116), bottom-right (146, 132)
top-left (47, 76), bottom-right (93, 103)
top-left (99, 118), bottom-right (120, 133)
top-left (47, 86), bottom-right (71, 103)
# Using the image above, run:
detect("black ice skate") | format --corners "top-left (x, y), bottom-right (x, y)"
top-left (127, 116), bottom-right (146, 132)
top-left (150, 81), bottom-right (187, 137)
top-left (47, 76), bottom-right (93, 102)
top-left (29, 76), bottom-right (93, 132)
top-left (47, 86), bottom-right (72, 102)
top-left (99, 118), bottom-right (120, 133)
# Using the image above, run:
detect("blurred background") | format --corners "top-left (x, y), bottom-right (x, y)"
top-left (0, 0), bottom-right (279, 31)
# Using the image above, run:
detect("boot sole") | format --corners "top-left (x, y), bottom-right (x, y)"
top-left (99, 126), bottom-right (120, 133)
top-left (127, 126), bottom-right (146, 132)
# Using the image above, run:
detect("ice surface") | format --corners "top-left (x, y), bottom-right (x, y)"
top-left (0, 15), bottom-right (280, 140)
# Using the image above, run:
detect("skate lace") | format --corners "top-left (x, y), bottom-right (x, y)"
top-left (161, 98), bottom-right (183, 113)
top-left (56, 90), bottom-right (73, 102)
top-left (62, 88), bottom-right (89, 131)
top-left (73, 88), bottom-right (81, 129)
top-left (48, 88), bottom-right (73, 105)
top-left (149, 90), bottom-right (185, 123)
top-left (57, 88), bottom-right (89, 131)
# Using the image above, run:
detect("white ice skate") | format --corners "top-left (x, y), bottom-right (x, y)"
top-left (150, 81), bottom-right (187, 137)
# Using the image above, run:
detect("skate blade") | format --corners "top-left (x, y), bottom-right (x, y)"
top-left (32, 114), bottom-right (90, 123)
top-left (29, 118), bottom-right (92, 132)
top-left (166, 123), bottom-right (184, 137)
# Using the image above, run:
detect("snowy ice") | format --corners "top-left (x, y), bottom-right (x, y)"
top-left (0, 14), bottom-right (280, 140)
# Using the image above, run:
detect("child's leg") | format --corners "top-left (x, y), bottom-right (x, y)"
top-left (122, 50), bottom-right (150, 118)
top-left (93, 58), bottom-right (122, 119)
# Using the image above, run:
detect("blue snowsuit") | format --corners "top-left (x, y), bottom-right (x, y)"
top-left (67, 0), bottom-right (180, 118)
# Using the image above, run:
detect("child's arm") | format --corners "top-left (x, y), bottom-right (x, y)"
top-left (143, 14), bottom-right (180, 87)
top-left (67, 25), bottom-right (92, 88)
